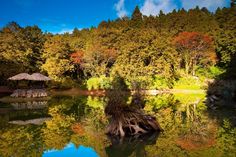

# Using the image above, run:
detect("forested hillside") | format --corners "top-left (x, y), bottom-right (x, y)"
top-left (0, 2), bottom-right (236, 89)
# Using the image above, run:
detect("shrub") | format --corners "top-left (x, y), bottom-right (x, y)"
top-left (87, 76), bottom-right (112, 90)
top-left (150, 75), bottom-right (173, 89)
top-left (49, 77), bottom-right (79, 89)
top-left (126, 75), bottom-right (173, 90)
top-left (145, 94), bottom-right (177, 111)
top-left (196, 66), bottom-right (225, 79)
top-left (173, 76), bottom-right (204, 90)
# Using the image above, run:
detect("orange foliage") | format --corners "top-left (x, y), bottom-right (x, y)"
top-left (71, 123), bottom-right (85, 135)
top-left (173, 32), bottom-right (213, 52)
top-left (173, 32), bottom-right (217, 65)
top-left (176, 122), bottom-right (217, 151)
top-left (70, 51), bottom-right (84, 64)
top-left (90, 44), bottom-right (117, 60)
top-left (176, 135), bottom-right (216, 151)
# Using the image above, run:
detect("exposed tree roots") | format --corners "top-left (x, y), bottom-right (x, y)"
top-left (105, 91), bottom-right (163, 137)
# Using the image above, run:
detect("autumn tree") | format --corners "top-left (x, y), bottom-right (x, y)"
top-left (70, 50), bottom-right (84, 79)
top-left (81, 43), bottom-right (117, 77)
top-left (0, 22), bottom-right (45, 84)
top-left (173, 32), bottom-right (216, 75)
top-left (41, 35), bottom-right (74, 81)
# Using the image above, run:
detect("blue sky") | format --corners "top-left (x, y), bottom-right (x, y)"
top-left (0, 0), bottom-right (231, 34)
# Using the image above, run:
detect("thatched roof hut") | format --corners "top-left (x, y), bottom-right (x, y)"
top-left (8, 73), bottom-right (51, 81)
top-left (29, 73), bottom-right (51, 81)
top-left (8, 73), bottom-right (31, 81)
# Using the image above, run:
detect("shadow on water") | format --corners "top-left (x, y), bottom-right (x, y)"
top-left (206, 53), bottom-right (236, 126)
top-left (106, 131), bottom-right (159, 157)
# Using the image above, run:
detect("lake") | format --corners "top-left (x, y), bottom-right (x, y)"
top-left (0, 93), bottom-right (236, 157)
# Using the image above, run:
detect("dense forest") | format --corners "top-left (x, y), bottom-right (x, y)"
top-left (0, 1), bottom-right (236, 90)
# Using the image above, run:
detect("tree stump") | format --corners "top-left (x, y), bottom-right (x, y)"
top-left (105, 91), bottom-right (162, 137)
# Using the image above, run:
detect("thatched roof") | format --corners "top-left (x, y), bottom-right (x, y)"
top-left (8, 73), bottom-right (31, 80)
top-left (29, 73), bottom-right (51, 81)
top-left (8, 73), bottom-right (51, 81)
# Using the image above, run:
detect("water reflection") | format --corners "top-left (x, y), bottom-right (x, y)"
top-left (0, 94), bottom-right (235, 157)
top-left (106, 132), bottom-right (159, 157)
top-left (10, 101), bottom-right (48, 110)
top-left (43, 143), bottom-right (98, 157)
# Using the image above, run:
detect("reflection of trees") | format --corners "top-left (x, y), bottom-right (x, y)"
top-left (1, 94), bottom-right (235, 157)
top-left (70, 96), bottom-right (108, 157)
top-left (106, 132), bottom-right (159, 157)
top-left (71, 127), bottom-right (108, 157)
top-left (0, 126), bottom-right (43, 157)
top-left (216, 120), bottom-right (236, 157)
top-left (42, 105), bottom-right (75, 150)
top-left (144, 94), bottom-right (217, 156)
top-left (47, 96), bottom-right (108, 156)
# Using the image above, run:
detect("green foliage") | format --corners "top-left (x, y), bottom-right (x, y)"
top-left (86, 96), bottom-right (106, 109)
top-left (217, 119), bottom-right (236, 157)
top-left (145, 94), bottom-right (177, 111)
top-left (173, 76), bottom-right (205, 90)
top-left (196, 66), bottom-right (225, 78)
top-left (151, 75), bottom-right (173, 89)
top-left (174, 93), bottom-right (206, 105)
top-left (86, 76), bottom-right (112, 90)
top-left (87, 78), bottom-right (100, 90)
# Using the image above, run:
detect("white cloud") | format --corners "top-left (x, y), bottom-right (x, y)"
top-left (141, 0), bottom-right (177, 16)
top-left (114, 0), bottom-right (128, 18)
top-left (181, 0), bottom-right (229, 12)
top-left (55, 28), bottom-right (74, 34)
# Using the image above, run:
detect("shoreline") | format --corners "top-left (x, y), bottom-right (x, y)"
top-left (50, 88), bottom-right (206, 96)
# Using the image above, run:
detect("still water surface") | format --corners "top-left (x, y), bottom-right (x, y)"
top-left (0, 93), bottom-right (235, 157)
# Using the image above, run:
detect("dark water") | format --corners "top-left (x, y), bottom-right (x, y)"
top-left (0, 93), bottom-right (236, 157)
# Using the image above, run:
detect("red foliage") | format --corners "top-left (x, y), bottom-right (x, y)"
top-left (90, 44), bottom-right (117, 60)
top-left (70, 50), bottom-right (84, 64)
top-left (173, 32), bottom-right (213, 52)
top-left (176, 135), bottom-right (216, 151)
top-left (71, 123), bottom-right (85, 135)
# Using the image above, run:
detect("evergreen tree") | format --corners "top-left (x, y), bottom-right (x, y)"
top-left (131, 6), bottom-right (142, 21)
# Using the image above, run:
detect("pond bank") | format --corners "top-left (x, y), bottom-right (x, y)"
top-left (50, 88), bottom-right (206, 96)
top-left (0, 87), bottom-right (206, 102)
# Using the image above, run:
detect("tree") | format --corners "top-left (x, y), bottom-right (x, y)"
top-left (131, 6), bottom-right (142, 21)
top-left (70, 50), bottom-right (85, 79)
top-left (0, 22), bottom-right (45, 84)
top-left (20, 25), bottom-right (45, 71)
top-left (215, 5), bottom-right (236, 67)
top-left (173, 32), bottom-right (216, 75)
top-left (81, 43), bottom-right (117, 77)
top-left (41, 35), bottom-right (74, 81)
top-left (231, 0), bottom-right (236, 7)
